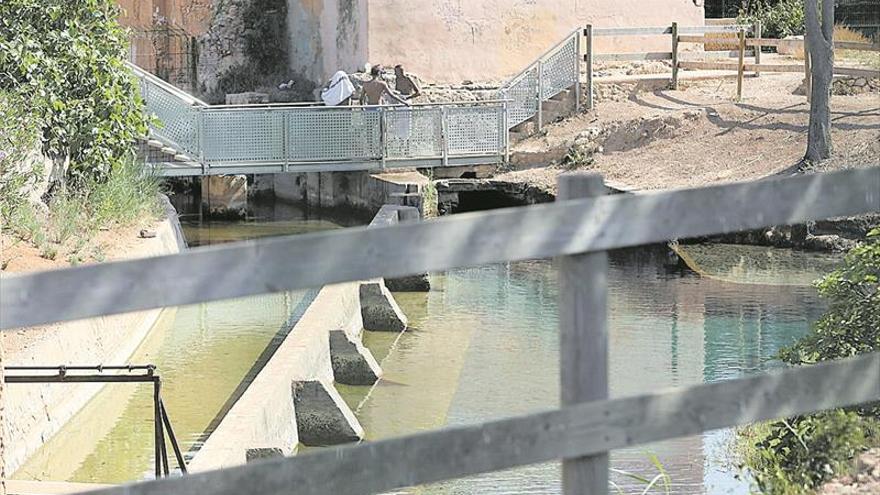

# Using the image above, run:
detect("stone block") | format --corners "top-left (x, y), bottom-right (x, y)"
top-left (359, 282), bottom-right (408, 332)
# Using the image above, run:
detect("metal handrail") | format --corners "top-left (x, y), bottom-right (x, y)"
top-left (500, 28), bottom-right (581, 90)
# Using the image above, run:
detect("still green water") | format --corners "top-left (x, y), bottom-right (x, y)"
top-left (341, 245), bottom-right (840, 495)
top-left (13, 202), bottom-right (346, 483)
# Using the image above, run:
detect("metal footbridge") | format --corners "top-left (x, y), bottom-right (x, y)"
top-left (133, 30), bottom-right (580, 177)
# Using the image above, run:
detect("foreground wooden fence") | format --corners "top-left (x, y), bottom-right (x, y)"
top-left (1, 168), bottom-right (879, 495)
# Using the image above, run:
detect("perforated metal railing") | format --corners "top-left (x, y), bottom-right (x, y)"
top-left (499, 30), bottom-right (581, 129)
top-left (131, 63), bottom-right (507, 176)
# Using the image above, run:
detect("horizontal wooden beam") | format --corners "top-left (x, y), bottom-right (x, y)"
top-left (83, 353), bottom-right (880, 495)
top-left (706, 18), bottom-right (738, 26)
top-left (678, 61), bottom-right (740, 71)
top-left (744, 63), bottom-right (804, 73)
top-left (1, 168), bottom-right (877, 330)
top-left (833, 66), bottom-right (880, 78)
top-left (593, 52), bottom-right (672, 62)
top-left (746, 38), bottom-right (802, 48)
top-left (836, 41), bottom-right (880, 52)
top-left (679, 50), bottom-right (754, 61)
top-left (678, 35), bottom-right (737, 43)
top-left (593, 26), bottom-right (671, 36)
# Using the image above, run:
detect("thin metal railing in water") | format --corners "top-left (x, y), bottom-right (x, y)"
top-left (3, 364), bottom-right (188, 479)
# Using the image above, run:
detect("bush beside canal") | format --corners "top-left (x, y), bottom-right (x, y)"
top-left (738, 229), bottom-right (880, 494)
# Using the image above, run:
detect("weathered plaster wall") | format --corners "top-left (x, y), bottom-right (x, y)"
top-left (368, 0), bottom-right (704, 83)
top-left (287, 0), bottom-right (369, 85)
top-left (117, 0), bottom-right (214, 34)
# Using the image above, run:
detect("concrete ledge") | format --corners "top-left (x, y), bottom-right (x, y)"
top-left (385, 274), bottom-right (431, 292)
top-left (5, 480), bottom-right (112, 495)
top-left (292, 380), bottom-right (363, 446)
top-left (360, 282), bottom-right (408, 332)
top-left (329, 330), bottom-right (381, 386)
top-left (188, 282), bottom-right (368, 472)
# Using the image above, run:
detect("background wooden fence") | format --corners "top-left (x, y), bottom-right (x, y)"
top-left (582, 22), bottom-right (880, 106)
top-left (0, 168), bottom-right (878, 495)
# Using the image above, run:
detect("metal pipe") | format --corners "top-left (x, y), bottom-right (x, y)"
top-left (154, 378), bottom-right (164, 478)
top-left (160, 400), bottom-right (188, 474)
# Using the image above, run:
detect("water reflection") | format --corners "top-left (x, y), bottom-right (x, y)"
top-left (354, 245), bottom-right (834, 495)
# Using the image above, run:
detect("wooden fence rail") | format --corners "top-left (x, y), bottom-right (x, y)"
top-left (0, 168), bottom-right (878, 495)
top-left (80, 353), bottom-right (879, 495)
top-left (2, 168), bottom-right (877, 331)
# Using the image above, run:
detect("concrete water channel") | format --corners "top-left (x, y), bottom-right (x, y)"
top-left (13, 199), bottom-right (842, 494)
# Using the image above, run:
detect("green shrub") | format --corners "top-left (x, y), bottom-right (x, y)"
top-left (0, 0), bottom-right (148, 180)
top-left (779, 229), bottom-right (880, 367)
top-left (739, 0), bottom-right (806, 40)
top-left (89, 158), bottom-right (163, 227)
top-left (745, 412), bottom-right (880, 494)
top-left (0, 91), bottom-right (44, 226)
top-left (740, 229), bottom-right (880, 494)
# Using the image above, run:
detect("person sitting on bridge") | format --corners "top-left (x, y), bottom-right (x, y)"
top-left (393, 65), bottom-right (422, 100)
top-left (321, 70), bottom-right (355, 106)
top-left (360, 65), bottom-right (408, 106)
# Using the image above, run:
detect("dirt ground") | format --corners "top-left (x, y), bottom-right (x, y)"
top-left (499, 72), bottom-right (879, 195)
top-left (0, 219), bottom-right (171, 357)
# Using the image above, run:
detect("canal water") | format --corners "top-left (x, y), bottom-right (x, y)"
top-left (13, 201), bottom-right (351, 483)
top-left (14, 195), bottom-right (841, 493)
top-left (344, 245), bottom-right (839, 495)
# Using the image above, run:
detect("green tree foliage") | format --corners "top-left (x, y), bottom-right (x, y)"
top-left (742, 229), bottom-right (880, 494)
top-left (0, 91), bottom-right (43, 223)
top-left (738, 0), bottom-right (806, 39)
top-left (0, 0), bottom-right (148, 180)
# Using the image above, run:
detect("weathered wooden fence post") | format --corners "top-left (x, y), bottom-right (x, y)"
top-left (754, 21), bottom-right (762, 77)
top-left (557, 173), bottom-right (609, 495)
top-left (671, 22), bottom-right (680, 89)
top-left (737, 28), bottom-right (746, 101)
top-left (584, 25), bottom-right (594, 110)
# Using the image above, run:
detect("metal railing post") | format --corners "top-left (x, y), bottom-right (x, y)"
top-left (380, 107), bottom-right (388, 170)
top-left (557, 172), bottom-right (609, 495)
top-left (282, 111), bottom-right (289, 172)
top-left (197, 109), bottom-right (207, 174)
top-left (574, 31), bottom-right (582, 112)
top-left (537, 60), bottom-right (544, 131)
top-left (585, 25), bottom-right (594, 110)
top-left (671, 22), bottom-right (680, 90)
top-left (153, 377), bottom-right (164, 478)
top-left (440, 106), bottom-right (449, 167)
top-left (503, 102), bottom-right (510, 165)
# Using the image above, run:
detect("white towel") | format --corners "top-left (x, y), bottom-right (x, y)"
top-left (321, 71), bottom-right (355, 106)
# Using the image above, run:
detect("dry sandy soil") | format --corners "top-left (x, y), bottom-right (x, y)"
top-left (820, 448), bottom-right (880, 495)
top-left (499, 72), bottom-right (879, 195)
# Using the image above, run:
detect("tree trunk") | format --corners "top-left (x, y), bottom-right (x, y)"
top-left (804, 0), bottom-right (835, 163)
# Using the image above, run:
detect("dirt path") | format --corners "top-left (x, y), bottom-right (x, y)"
top-left (501, 73), bottom-right (879, 195)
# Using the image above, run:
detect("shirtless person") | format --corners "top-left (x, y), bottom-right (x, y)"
top-left (394, 65), bottom-right (421, 100)
top-left (360, 65), bottom-right (408, 106)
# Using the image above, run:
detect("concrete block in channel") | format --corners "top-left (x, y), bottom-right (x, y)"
top-left (329, 330), bottom-right (382, 386)
top-left (292, 380), bottom-right (363, 446)
top-left (359, 282), bottom-right (408, 332)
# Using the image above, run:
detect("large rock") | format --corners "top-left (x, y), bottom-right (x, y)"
top-left (201, 175), bottom-right (248, 218)
top-left (777, 36), bottom-right (805, 58)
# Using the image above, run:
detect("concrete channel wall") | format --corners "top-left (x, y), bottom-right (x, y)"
top-left (188, 205), bottom-right (421, 472)
top-left (3, 199), bottom-right (186, 476)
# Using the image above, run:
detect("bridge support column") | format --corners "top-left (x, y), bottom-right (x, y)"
top-left (201, 175), bottom-right (248, 218)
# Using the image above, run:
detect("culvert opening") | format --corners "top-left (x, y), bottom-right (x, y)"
top-left (454, 190), bottom-right (526, 213)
